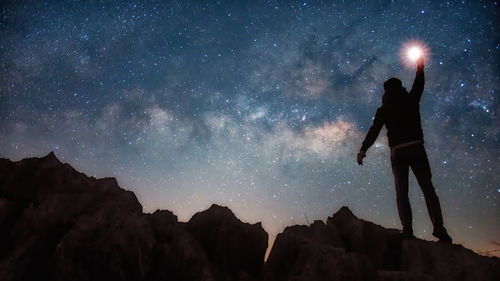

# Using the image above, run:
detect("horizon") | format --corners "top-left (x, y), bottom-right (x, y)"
top-left (2, 151), bottom-right (499, 258)
top-left (1, 1), bottom-right (498, 257)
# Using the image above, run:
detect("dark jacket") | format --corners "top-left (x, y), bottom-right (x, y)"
top-left (360, 68), bottom-right (425, 152)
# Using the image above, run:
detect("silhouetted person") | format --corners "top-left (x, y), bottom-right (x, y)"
top-left (357, 57), bottom-right (452, 243)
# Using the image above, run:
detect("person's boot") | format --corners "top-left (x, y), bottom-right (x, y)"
top-left (433, 225), bottom-right (452, 243)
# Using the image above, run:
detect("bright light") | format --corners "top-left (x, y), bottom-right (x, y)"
top-left (407, 47), bottom-right (422, 61)
top-left (400, 40), bottom-right (430, 68)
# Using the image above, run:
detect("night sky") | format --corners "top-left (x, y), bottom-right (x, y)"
top-left (1, 1), bottom-right (498, 254)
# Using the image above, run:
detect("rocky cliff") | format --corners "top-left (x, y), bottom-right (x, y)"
top-left (0, 153), bottom-right (498, 281)
top-left (264, 206), bottom-right (500, 281)
top-left (0, 152), bottom-right (267, 281)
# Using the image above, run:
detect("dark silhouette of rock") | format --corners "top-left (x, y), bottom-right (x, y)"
top-left (0, 152), bottom-right (267, 281)
top-left (264, 206), bottom-right (500, 281)
top-left (0, 152), bottom-right (498, 281)
top-left (186, 205), bottom-right (268, 281)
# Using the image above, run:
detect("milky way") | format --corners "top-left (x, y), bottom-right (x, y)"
top-left (1, 1), bottom-right (498, 254)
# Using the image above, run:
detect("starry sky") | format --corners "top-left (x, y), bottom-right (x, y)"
top-left (1, 1), bottom-right (498, 254)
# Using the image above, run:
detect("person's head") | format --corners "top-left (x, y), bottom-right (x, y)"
top-left (382, 77), bottom-right (405, 104)
top-left (384, 78), bottom-right (402, 92)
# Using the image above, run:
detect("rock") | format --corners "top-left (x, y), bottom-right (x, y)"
top-left (0, 152), bottom-right (267, 281)
top-left (0, 152), bottom-right (498, 281)
top-left (186, 204), bottom-right (268, 281)
top-left (264, 206), bottom-right (500, 281)
top-left (399, 239), bottom-right (500, 281)
top-left (326, 206), bottom-right (402, 270)
top-left (264, 220), bottom-right (378, 281)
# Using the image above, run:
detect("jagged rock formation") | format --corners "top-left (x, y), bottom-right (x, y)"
top-left (187, 205), bottom-right (268, 280)
top-left (0, 152), bottom-right (498, 281)
top-left (0, 152), bottom-right (267, 281)
top-left (264, 206), bottom-right (500, 281)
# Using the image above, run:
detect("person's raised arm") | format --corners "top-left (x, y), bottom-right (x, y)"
top-left (357, 108), bottom-right (384, 165)
top-left (409, 57), bottom-right (425, 103)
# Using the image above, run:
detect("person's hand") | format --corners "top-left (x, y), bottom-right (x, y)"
top-left (357, 151), bottom-right (366, 165)
top-left (416, 57), bottom-right (424, 71)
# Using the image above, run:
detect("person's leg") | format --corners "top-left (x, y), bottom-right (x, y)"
top-left (409, 145), bottom-right (443, 226)
top-left (391, 149), bottom-right (412, 235)
top-left (410, 145), bottom-right (451, 243)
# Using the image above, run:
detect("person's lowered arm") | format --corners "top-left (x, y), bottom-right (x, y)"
top-left (409, 57), bottom-right (425, 103)
top-left (357, 108), bottom-right (384, 165)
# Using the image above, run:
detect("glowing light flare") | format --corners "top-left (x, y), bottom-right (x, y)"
top-left (400, 40), bottom-right (430, 68)
top-left (407, 47), bottom-right (423, 61)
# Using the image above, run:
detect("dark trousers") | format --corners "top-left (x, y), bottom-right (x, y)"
top-left (390, 143), bottom-right (444, 231)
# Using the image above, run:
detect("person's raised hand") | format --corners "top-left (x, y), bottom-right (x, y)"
top-left (357, 152), bottom-right (366, 165)
top-left (416, 57), bottom-right (424, 71)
